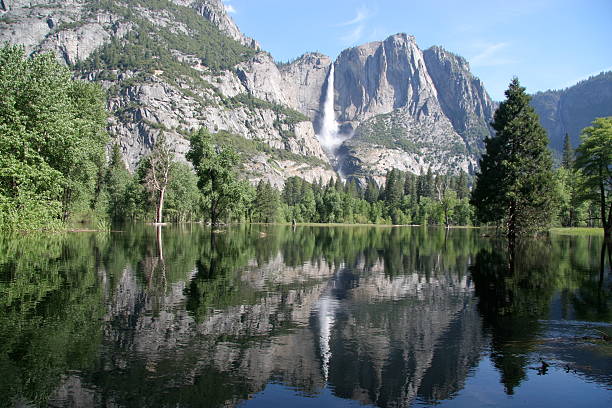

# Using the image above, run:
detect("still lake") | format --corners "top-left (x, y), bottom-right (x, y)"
top-left (1, 225), bottom-right (610, 407)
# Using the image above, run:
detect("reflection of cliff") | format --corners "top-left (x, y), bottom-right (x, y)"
top-left (50, 253), bottom-right (337, 406)
top-left (49, 240), bottom-right (485, 408)
top-left (326, 264), bottom-right (483, 407)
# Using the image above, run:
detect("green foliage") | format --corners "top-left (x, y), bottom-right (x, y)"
top-left (104, 144), bottom-right (132, 221)
top-left (574, 117), bottom-right (612, 237)
top-left (271, 170), bottom-right (475, 226)
top-left (0, 44), bottom-right (108, 230)
top-left (252, 180), bottom-right (280, 223)
top-left (77, 0), bottom-right (255, 74)
top-left (227, 93), bottom-right (309, 125)
top-left (211, 130), bottom-right (331, 170)
top-left (164, 162), bottom-right (202, 222)
top-left (471, 78), bottom-right (557, 240)
top-left (187, 128), bottom-right (249, 225)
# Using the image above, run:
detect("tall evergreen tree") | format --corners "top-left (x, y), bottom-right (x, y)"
top-left (471, 78), bottom-right (556, 242)
top-left (384, 169), bottom-right (404, 209)
top-left (253, 180), bottom-right (279, 223)
top-left (561, 133), bottom-right (574, 169)
top-left (364, 178), bottom-right (380, 204)
top-left (104, 144), bottom-right (131, 221)
top-left (456, 171), bottom-right (470, 200)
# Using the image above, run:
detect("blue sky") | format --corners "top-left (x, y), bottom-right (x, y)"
top-left (223, 0), bottom-right (612, 100)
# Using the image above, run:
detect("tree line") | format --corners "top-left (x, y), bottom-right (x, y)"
top-left (1, 45), bottom-right (610, 238)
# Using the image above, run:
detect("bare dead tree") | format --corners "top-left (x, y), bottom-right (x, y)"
top-left (144, 133), bottom-right (173, 224)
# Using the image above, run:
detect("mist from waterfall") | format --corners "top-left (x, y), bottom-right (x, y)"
top-left (317, 64), bottom-right (349, 154)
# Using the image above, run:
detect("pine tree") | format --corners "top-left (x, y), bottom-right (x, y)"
top-left (364, 178), bottom-right (379, 204)
top-left (471, 78), bottom-right (556, 242)
top-left (561, 133), bottom-right (574, 169)
top-left (254, 180), bottom-right (279, 223)
top-left (456, 171), bottom-right (470, 200)
top-left (105, 144), bottom-right (131, 221)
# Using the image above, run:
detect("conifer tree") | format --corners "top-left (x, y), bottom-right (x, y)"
top-left (561, 133), bottom-right (574, 169)
top-left (456, 171), bottom-right (470, 200)
top-left (471, 78), bottom-right (556, 242)
top-left (254, 180), bottom-right (279, 223)
top-left (364, 178), bottom-right (379, 204)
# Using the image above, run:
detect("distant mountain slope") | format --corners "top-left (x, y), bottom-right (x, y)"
top-left (531, 71), bottom-right (612, 152)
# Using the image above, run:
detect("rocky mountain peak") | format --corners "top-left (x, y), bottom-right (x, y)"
top-left (334, 33), bottom-right (443, 129)
top-left (190, 0), bottom-right (260, 49)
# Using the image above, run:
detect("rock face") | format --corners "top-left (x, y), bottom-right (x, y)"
top-left (0, 0), bottom-right (335, 187)
top-left (423, 46), bottom-right (496, 155)
top-left (1, 1), bottom-right (501, 184)
top-left (530, 71), bottom-right (612, 153)
top-left (331, 34), bottom-right (495, 180)
top-left (279, 53), bottom-right (333, 125)
top-left (190, 0), bottom-right (260, 49)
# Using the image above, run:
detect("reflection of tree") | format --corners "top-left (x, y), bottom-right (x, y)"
top-left (0, 234), bottom-right (106, 407)
top-left (470, 241), bottom-right (557, 395)
top-left (185, 228), bottom-right (260, 322)
top-left (140, 226), bottom-right (168, 294)
top-left (568, 239), bottom-right (612, 322)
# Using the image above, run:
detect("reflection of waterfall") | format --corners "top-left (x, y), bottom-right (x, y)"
top-left (317, 295), bottom-right (338, 381)
top-left (317, 64), bottom-right (349, 155)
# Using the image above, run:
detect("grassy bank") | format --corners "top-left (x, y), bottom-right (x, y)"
top-left (549, 227), bottom-right (604, 236)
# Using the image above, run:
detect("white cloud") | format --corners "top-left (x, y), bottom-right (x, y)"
top-left (337, 5), bottom-right (372, 45)
top-left (336, 6), bottom-right (370, 27)
top-left (470, 42), bottom-right (515, 67)
top-left (224, 4), bottom-right (237, 14)
top-left (340, 24), bottom-right (365, 45)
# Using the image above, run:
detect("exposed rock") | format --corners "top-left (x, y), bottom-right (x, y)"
top-left (0, 0), bottom-right (333, 187)
top-left (190, 0), bottom-right (260, 49)
top-left (279, 52), bottom-right (333, 125)
top-left (332, 34), bottom-right (490, 180)
top-left (531, 71), bottom-right (612, 153)
top-left (423, 46), bottom-right (496, 155)
top-left (1, 2), bottom-right (502, 185)
top-left (235, 52), bottom-right (292, 106)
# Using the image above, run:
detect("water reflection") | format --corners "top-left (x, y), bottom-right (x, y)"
top-left (0, 226), bottom-right (610, 408)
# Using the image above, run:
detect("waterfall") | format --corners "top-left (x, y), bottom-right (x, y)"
top-left (317, 64), bottom-right (348, 154)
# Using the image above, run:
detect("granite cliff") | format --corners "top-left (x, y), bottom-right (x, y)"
top-left (0, 0), bottom-right (500, 185)
top-left (530, 71), bottom-right (612, 154)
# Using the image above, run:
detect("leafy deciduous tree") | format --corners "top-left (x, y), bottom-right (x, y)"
top-left (575, 117), bottom-right (612, 239)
